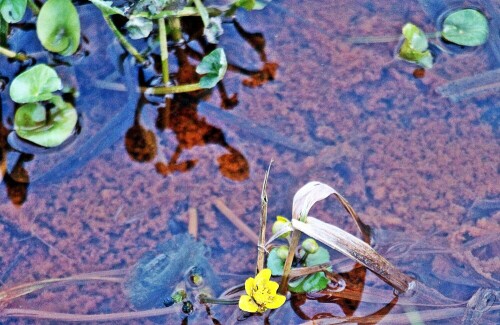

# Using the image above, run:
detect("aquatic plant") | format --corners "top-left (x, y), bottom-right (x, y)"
top-left (9, 64), bottom-right (77, 147)
top-left (397, 9), bottom-right (489, 68)
top-left (238, 268), bottom-right (286, 313)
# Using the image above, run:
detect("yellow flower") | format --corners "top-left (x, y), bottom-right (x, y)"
top-left (238, 268), bottom-right (286, 313)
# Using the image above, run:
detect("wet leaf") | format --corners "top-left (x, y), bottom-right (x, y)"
top-left (399, 23), bottom-right (433, 68)
top-left (90, 0), bottom-right (125, 16)
top-left (0, 0), bottom-right (27, 23)
top-left (196, 48), bottom-right (227, 88)
top-left (36, 0), bottom-right (81, 56)
top-left (126, 17), bottom-right (153, 39)
top-left (267, 248), bottom-right (285, 276)
top-left (9, 64), bottom-right (62, 104)
top-left (234, 0), bottom-right (255, 10)
top-left (133, 0), bottom-right (187, 14)
top-left (14, 96), bottom-right (77, 147)
top-left (288, 271), bottom-right (329, 293)
top-left (305, 246), bottom-right (330, 267)
top-left (442, 9), bottom-right (489, 46)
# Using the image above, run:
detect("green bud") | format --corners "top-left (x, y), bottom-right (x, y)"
top-left (272, 216), bottom-right (291, 239)
top-left (171, 289), bottom-right (187, 303)
top-left (276, 245), bottom-right (289, 261)
top-left (302, 238), bottom-right (319, 254)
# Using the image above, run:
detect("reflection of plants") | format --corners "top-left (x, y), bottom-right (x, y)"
top-left (398, 9), bottom-right (489, 68)
top-left (9, 64), bottom-right (77, 147)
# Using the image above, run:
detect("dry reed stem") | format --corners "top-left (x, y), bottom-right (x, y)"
top-left (257, 160), bottom-right (273, 272)
top-left (213, 199), bottom-right (259, 243)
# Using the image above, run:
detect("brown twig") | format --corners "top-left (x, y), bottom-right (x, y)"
top-left (188, 207), bottom-right (198, 239)
top-left (257, 160), bottom-right (273, 272)
top-left (213, 199), bottom-right (258, 243)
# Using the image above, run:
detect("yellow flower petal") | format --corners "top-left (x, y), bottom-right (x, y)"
top-left (255, 268), bottom-right (271, 285)
top-left (239, 295), bottom-right (258, 313)
top-left (253, 288), bottom-right (269, 305)
top-left (244, 277), bottom-right (254, 296)
top-left (267, 280), bottom-right (279, 295)
top-left (265, 293), bottom-right (286, 309)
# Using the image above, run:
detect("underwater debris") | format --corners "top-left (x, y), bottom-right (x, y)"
top-left (436, 68), bottom-right (500, 101)
top-left (123, 233), bottom-right (220, 311)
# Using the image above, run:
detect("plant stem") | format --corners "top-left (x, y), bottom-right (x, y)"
top-left (27, 0), bottom-right (40, 15)
top-left (279, 229), bottom-right (301, 295)
top-left (146, 83), bottom-right (204, 95)
top-left (158, 18), bottom-right (169, 86)
top-left (0, 45), bottom-right (28, 61)
top-left (257, 160), bottom-right (272, 272)
top-left (192, 0), bottom-right (210, 26)
top-left (131, 7), bottom-right (221, 20)
top-left (169, 17), bottom-right (182, 42)
top-left (102, 15), bottom-right (146, 64)
top-left (198, 296), bottom-right (239, 305)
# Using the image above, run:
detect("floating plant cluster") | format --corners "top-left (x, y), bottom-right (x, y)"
top-left (398, 9), bottom-right (489, 68)
top-left (0, 0), bottom-right (269, 148)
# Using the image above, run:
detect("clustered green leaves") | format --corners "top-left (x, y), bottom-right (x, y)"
top-left (9, 64), bottom-right (77, 147)
top-left (398, 9), bottom-right (489, 69)
top-left (267, 216), bottom-right (331, 293)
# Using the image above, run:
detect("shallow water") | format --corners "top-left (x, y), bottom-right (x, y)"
top-left (0, 0), bottom-right (499, 324)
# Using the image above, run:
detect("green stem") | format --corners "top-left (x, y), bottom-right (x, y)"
top-left (27, 0), bottom-right (40, 15)
top-left (169, 17), bottom-right (182, 42)
top-left (130, 7), bottom-right (221, 20)
top-left (146, 83), bottom-right (204, 95)
top-left (192, 0), bottom-right (210, 26)
top-left (158, 18), bottom-right (169, 86)
top-left (102, 15), bottom-right (146, 64)
top-left (0, 16), bottom-right (7, 46)
top-left (0, 45), bottom-right (28, 61)
top-left (198, 296), bottom-right (239, 305)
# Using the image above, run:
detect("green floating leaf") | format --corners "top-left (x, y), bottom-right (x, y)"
top-left (36, 0), bottom-right (81, 56)
top-left (288, 271), bottom-right (329, 293)
top-left (305, 246), bottom-right (330, 266)
top-left (267, 248), bottom-right (285, 276)
top-left (133, 0), bottom-right (187, 15)
top-left (10, 64), bottom-right (62, 104)
top-left (442, 9), bottom-right (489, 46)
top-left (0, 0), bottom-right (27, 23)
top-left (14, 96), bottom-right (77, 147)
top-left (234, 0), bottom-right (256, 10)
top-left (399, 23), bottom-right (433, 69)
top-left (196, 48), bottom-right (227, 88)
top-left (125, 17), bottom-right (153, 39)
top-left (90, 0), bottom-right (125, 17)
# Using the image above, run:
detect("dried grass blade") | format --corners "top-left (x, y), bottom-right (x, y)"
top-left (213, 199), bottom-right (259, 243)
top-left (292, 217), bottom-right (414, 293)
top-left (257, 160), bottom-right (273, 272)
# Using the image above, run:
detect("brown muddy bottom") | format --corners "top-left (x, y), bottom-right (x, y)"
top-left (0, 0), bottom-right (498, 324)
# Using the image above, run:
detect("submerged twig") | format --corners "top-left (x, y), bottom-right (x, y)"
top-left (257, 160), bottom-right (273, 272)
top-left (213, 199), bottom-right (259, 243)
top-left (462, 288), bottom-right (498, 325)
top-left (188, 207), bottom-right (198, 239)
top-left (436, 68), bottom-right (500, 101)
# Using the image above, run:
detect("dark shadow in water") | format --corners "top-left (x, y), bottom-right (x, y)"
top-left (124, 18), bottom-right (279, 181)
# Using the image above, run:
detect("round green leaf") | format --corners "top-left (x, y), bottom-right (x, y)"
top-left (14, 97), bottom-right (78, 147)
top-left (442, 9), bottom-right (489, 46)
top-left (305, 246), bottom-right (330, 266)
top-left (196, 48), bottom-right (227, 89)
top-left (9, 64), bottom-right (62, 104)
top-left (125, 17), bottom-right (153, 39)
top-left (0, 0), bottom-right (27, 23)
top-left (267, 248), bottom-right (285, 276)
top-left (36, 0), bottom-right (81, 56)
top-left (288, 272), bottom-right (329, 293)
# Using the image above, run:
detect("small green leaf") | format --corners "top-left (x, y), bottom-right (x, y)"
top-left (305, 246), bottom-right (329, 266)
top-left (0, 0), bottom-right (27, 23)
top-left (399, 23), bottom-right (433, 68)
top-left (267, 248), bottom-right (285, 276)
top-left (90, 0), bottom-right (125, 17)
top-left (14, 96), bottom-right (77, 147)
top-left (196, 48), bottom-right (227, 88)
top-left (442, 9), bottom-right (489, 46)
top-left (234, 0), bottom-right (256, 10)
top-left (125, 17), bottom-right (153, 39)
top-left (402, 23), bottom-right (428, 52)
top-left (288, 272), bottom-right (329, 293)
top-left (9, 64), bottom-right (62, 103)
top-left (36, 0), bottom-right (81, 56)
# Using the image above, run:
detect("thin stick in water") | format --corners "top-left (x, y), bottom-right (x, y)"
top-left (213, 199), bottom-right (258, 244)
